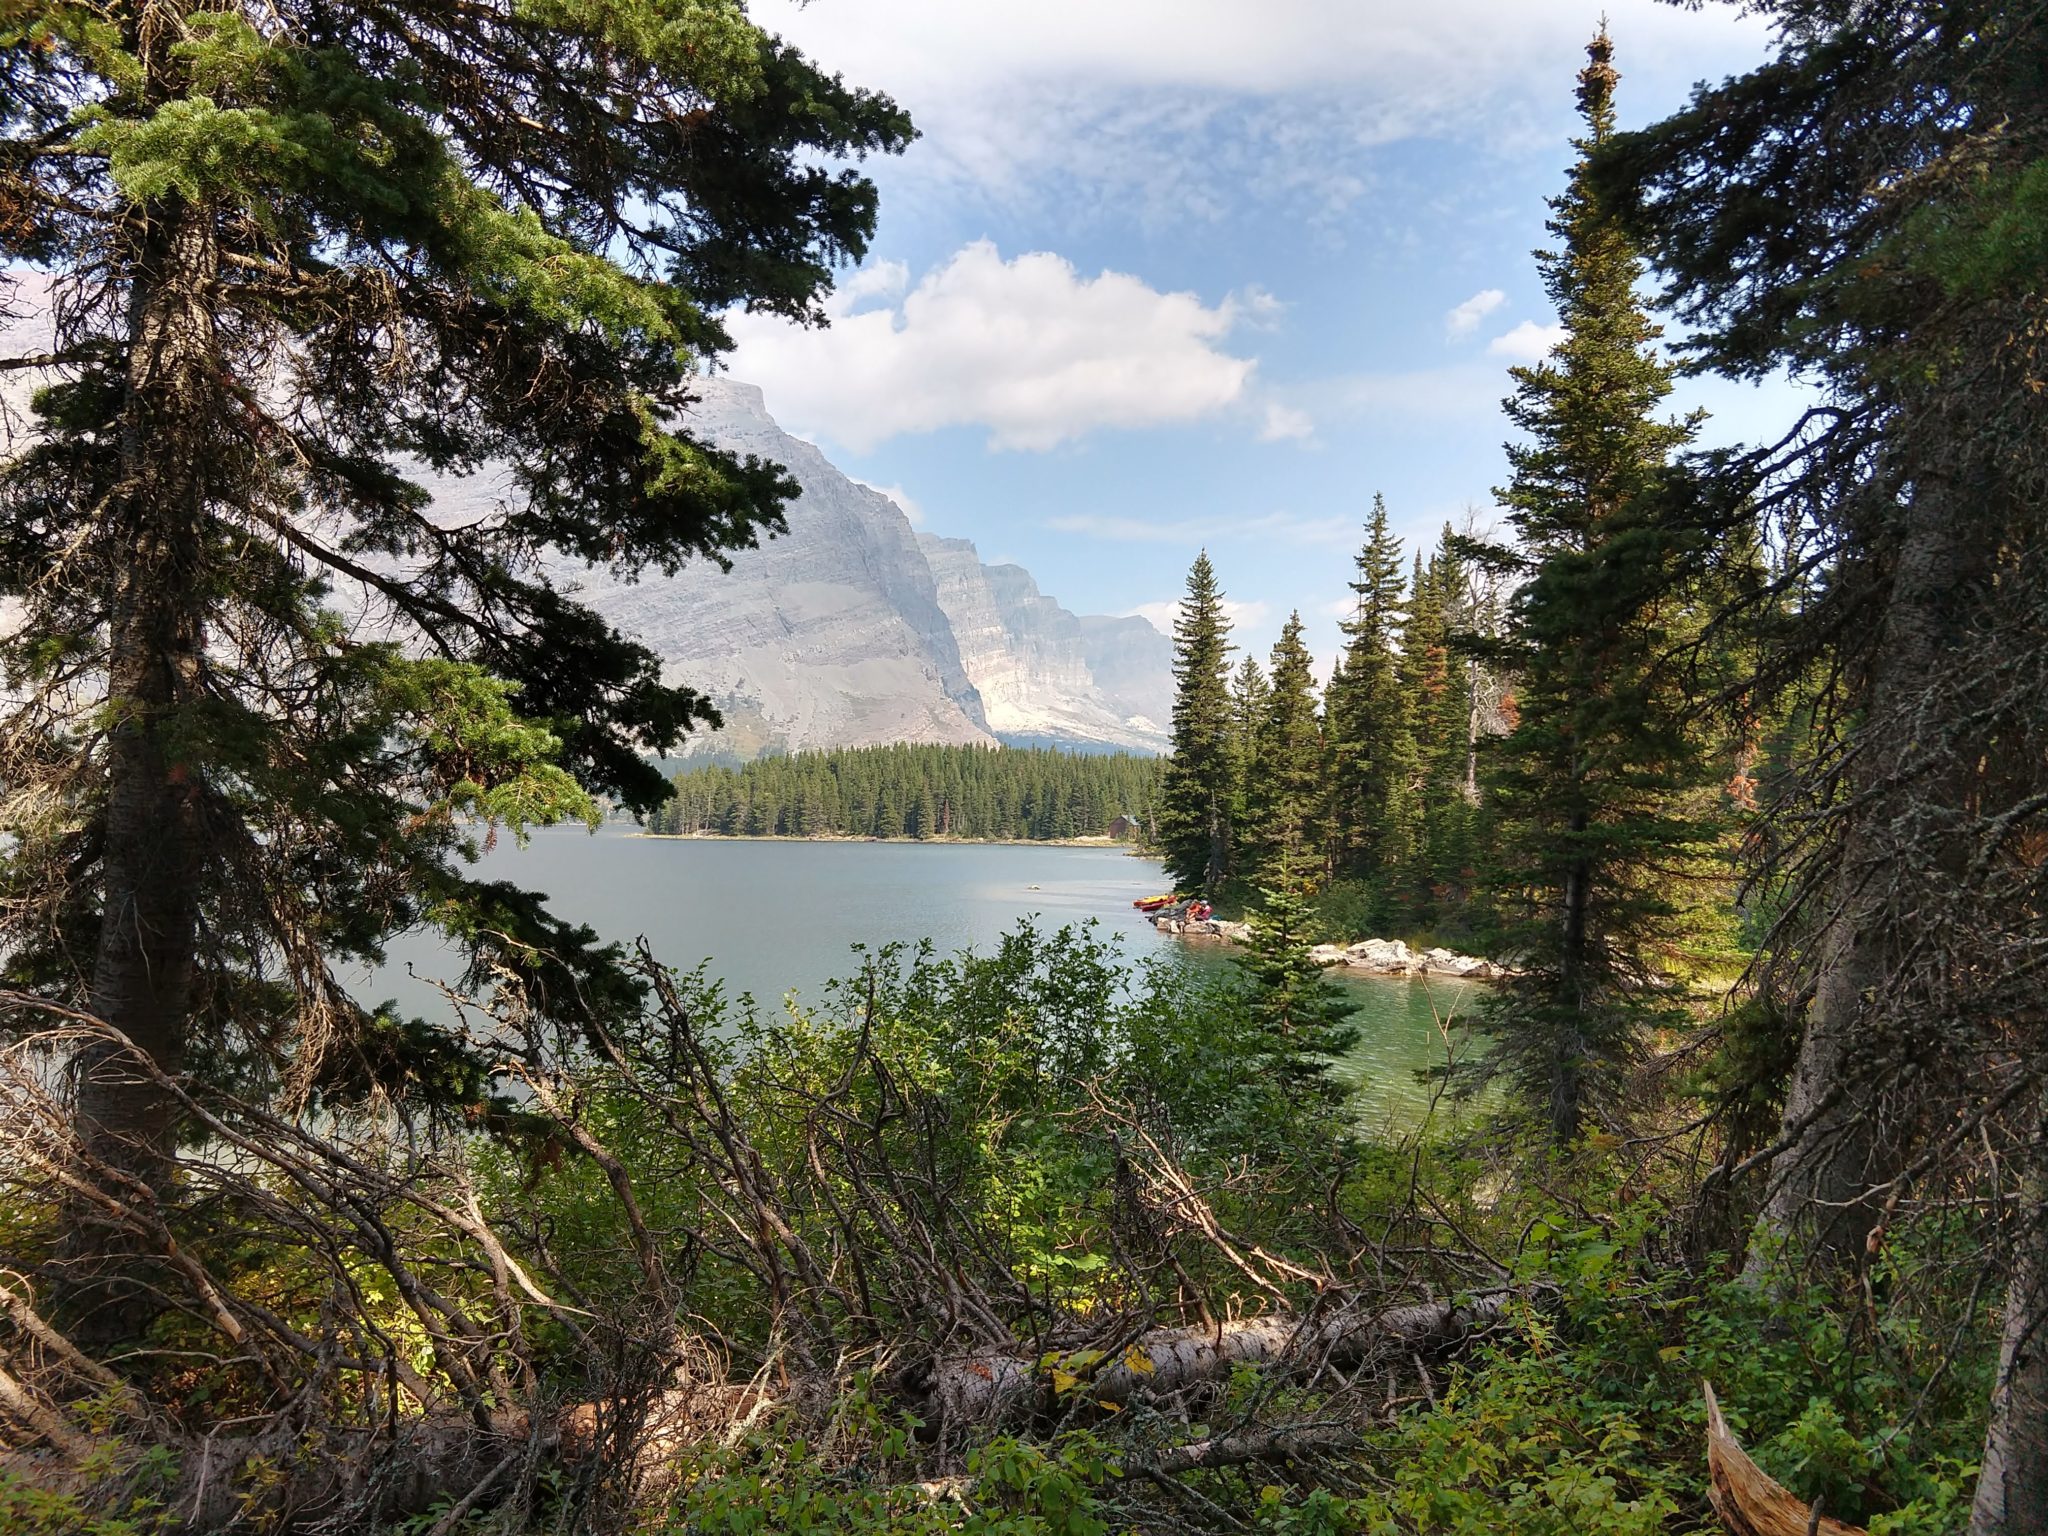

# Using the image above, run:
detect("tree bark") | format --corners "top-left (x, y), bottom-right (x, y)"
top-left (1553, 809), bottom-right (1592, 1144)
top-left (1970, 1126), bottom-right (2048, 1536)
top-left (63, 193), bottom-right (219, 1335)
top-left (912, 1291), bottom-right (1511, 1431)
top-left (1703, 1380), bottom-right (1867, 1536)
top-left (1743, 484), bottom-right (1960, 1278)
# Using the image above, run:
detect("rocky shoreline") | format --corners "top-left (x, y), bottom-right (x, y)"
top-left (1149, 912), bottom-right (1509, 980)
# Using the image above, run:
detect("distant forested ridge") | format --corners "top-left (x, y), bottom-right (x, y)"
top-left (644, 743), bottom-right (1163, 841)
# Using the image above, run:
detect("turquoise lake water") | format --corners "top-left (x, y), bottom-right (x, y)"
top-left (371, 823), bottom-right (1487, 1129)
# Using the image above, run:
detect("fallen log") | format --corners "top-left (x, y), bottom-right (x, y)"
top-left (1703, 1380), bottom-right (1866, 1536)
top-left (5, 1295), bottom-right (1508, 1534)
top-left (1146, 1424), bottom-right (1359, 1474)
top-left (915, 1290), bottom-right (1515, 1429)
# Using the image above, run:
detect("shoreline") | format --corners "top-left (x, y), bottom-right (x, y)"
top-left (633, 831), bottom-right (1151, 851)
top-left (1149, 911), bottom-right (1509, 981)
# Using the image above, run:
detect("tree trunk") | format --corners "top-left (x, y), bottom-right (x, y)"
top-left (1742, 486), bottom-right (1960, 1278)
top-left (63, 195), bottom-right (219, 1336)
top-left (1464, 657), bottom-right (1482, 803)
top-left (912, 1291), bottom-right (1512, 1431)
top-left (1550, 809), bottom-right (1592, 1143)
top-left (1970, 1125), bottom-right (2048, 1536)
top-left (1206, 791), bottom-right (1228, 897)
top-left (1703, 1380), bottom-right (1868, 1536)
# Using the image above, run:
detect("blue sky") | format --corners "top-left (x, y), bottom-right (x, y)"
top-left (725, 1), bottom-right (1807, 672)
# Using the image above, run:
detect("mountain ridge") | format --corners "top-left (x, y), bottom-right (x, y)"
top-left (581, 376), bottom-right (1174, 759)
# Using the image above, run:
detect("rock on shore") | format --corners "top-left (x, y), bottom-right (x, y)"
top-left (1151, 915), bottom-right (1507, 980)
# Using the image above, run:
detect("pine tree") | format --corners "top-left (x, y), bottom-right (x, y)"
top-left (1238, 851), bottom-right (1360, 1104)
top-left (1389, 533), bottom-right (1476, 927)
top-left (1157, 553), bottom-right (1237, 898)
top-left (1324, 496), bottom-right (1413, 898)
top-left (1472, 30), bottom-right (1712, 1144)
top-left (1227, 655), bottom-right (1271, 853)
top-left (0, 0), bottom-right (912, 1322)
top-left (1247, 613), bottom-right (1326, 880)
top-left (1610, 4), bottom-right (2048, 1502)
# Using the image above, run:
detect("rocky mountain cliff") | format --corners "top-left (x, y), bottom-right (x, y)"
top-left (555, 379), bottom-right (999, 756)
top-left (919, 536), bottom-right (1170, 753)
top-left (568, 376), bottom-right (1174, 758)
top-left (1, 312), bottom-right (1174, 757)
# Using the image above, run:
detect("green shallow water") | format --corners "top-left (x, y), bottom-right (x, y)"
top-left (367, 822), bottom-right (1484, 1129)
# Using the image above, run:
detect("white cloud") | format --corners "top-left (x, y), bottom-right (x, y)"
top-left (748, 1), bottom-right (1774, 225)
top-left (1048, 509), bottom-right (1353, 548)
top-left (1445, 288), bottom-right (1506, 338)
top-left (1224, 598), bottom-right (1274, 634)
top-left (728, 241), bottom-right (1259, 452)
top-left (1239, 285), bottom-right (1287, 329)
top-left (1124, 597), bottom-right (1273, 637)
top-left (839, 260), bottom-right (910, 305)
top-left (1488, 320), bottom-right (1567, 361)
top-left (1257, 402), bottom-right (1315, 443)
top-left (1125, 600), bottom-right (1180, 635)
top-left (850, 478), bottom-right (924, 526)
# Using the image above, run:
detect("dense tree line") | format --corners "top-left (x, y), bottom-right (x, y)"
top-left (1158, 513), bottom-right (1500, 939)
top-left (1159, 38), bottom-right (1757, 1153)
top-left (644, 742), bottom-right (1162, 841)
top-left (1148, 11), bottom-right (2047, 1519)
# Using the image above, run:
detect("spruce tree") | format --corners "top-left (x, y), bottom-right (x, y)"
top-left (1606, 0), bottom-right (2047, 1291)
top-left (1472, 30), bottom-right (1712, 1144)
top-left (1247, 612), bottom-right (1326, 880)
top-left (1611, 6), bottom-right (2048, 1505)
top-left (1157, 552), bottom-right (1236, 898)
top-left (1324, 496), bottom-right (1412, 899)
top-left (1238, 851), bottom-right (1359, 1104)
top-left (1227, 655), bottom-right (1271, 855)
top-left (0, 0), bottom-right (912, 1321)
top-left (1390, 533), bottom-right (1476, 928)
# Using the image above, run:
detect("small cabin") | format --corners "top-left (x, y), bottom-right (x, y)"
top-left (1108, 814), bottom-right (1142, 840)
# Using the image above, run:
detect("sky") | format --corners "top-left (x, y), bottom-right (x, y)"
top-left (720, 0), bottom-right (1809, 673)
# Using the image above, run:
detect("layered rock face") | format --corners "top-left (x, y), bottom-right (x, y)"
top-left (1076, 615), bottom-right (1175, 745)
top-left (562, 376), bottom-right (1172, 758)
top-left (4, 311), bottom-right (1172, 758)
top-left (919, 536), bottom-right (1172, 754)
top-left (558, 378), bottom-right (997, 755)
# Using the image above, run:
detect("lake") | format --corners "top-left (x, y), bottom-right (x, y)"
top-left (370, 823), bottom-right (1486, 1129)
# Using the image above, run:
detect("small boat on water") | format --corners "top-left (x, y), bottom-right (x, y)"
top-left (1133, 893), bottom-right (1179, 912)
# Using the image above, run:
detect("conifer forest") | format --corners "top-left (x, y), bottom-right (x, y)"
top-left (645, 745), bottom-right (1162, 842)
top-left (1, 4), bottom-right (2044, 1535)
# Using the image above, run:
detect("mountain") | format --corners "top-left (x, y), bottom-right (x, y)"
top-left (1, 311), bottom-right (1175, 756)
top-left (554, 379), bottom-right (998, 756)
top-left (919, 535), bottom-right (1170, 753)
top-left (569, 376), bottom-right (1174, 758)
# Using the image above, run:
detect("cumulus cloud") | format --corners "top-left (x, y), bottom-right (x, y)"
top-left (1445, 288), bottom-right (1506, 338)
top-left (838, 261), bottom-right (910, 305)
top-left (1125, 597), bottom-right (1273, 637)
top-left (727, 241), bottom-right (1259, 452)
top-left (748, 1), bottom-right (1773, 225)
top-left (1257, 402), bottom-right (1316, 442)
top-left (1488, 320), bottom-right (1567, 361)
top-left (1047, 509), bottom-right (1353, 548)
